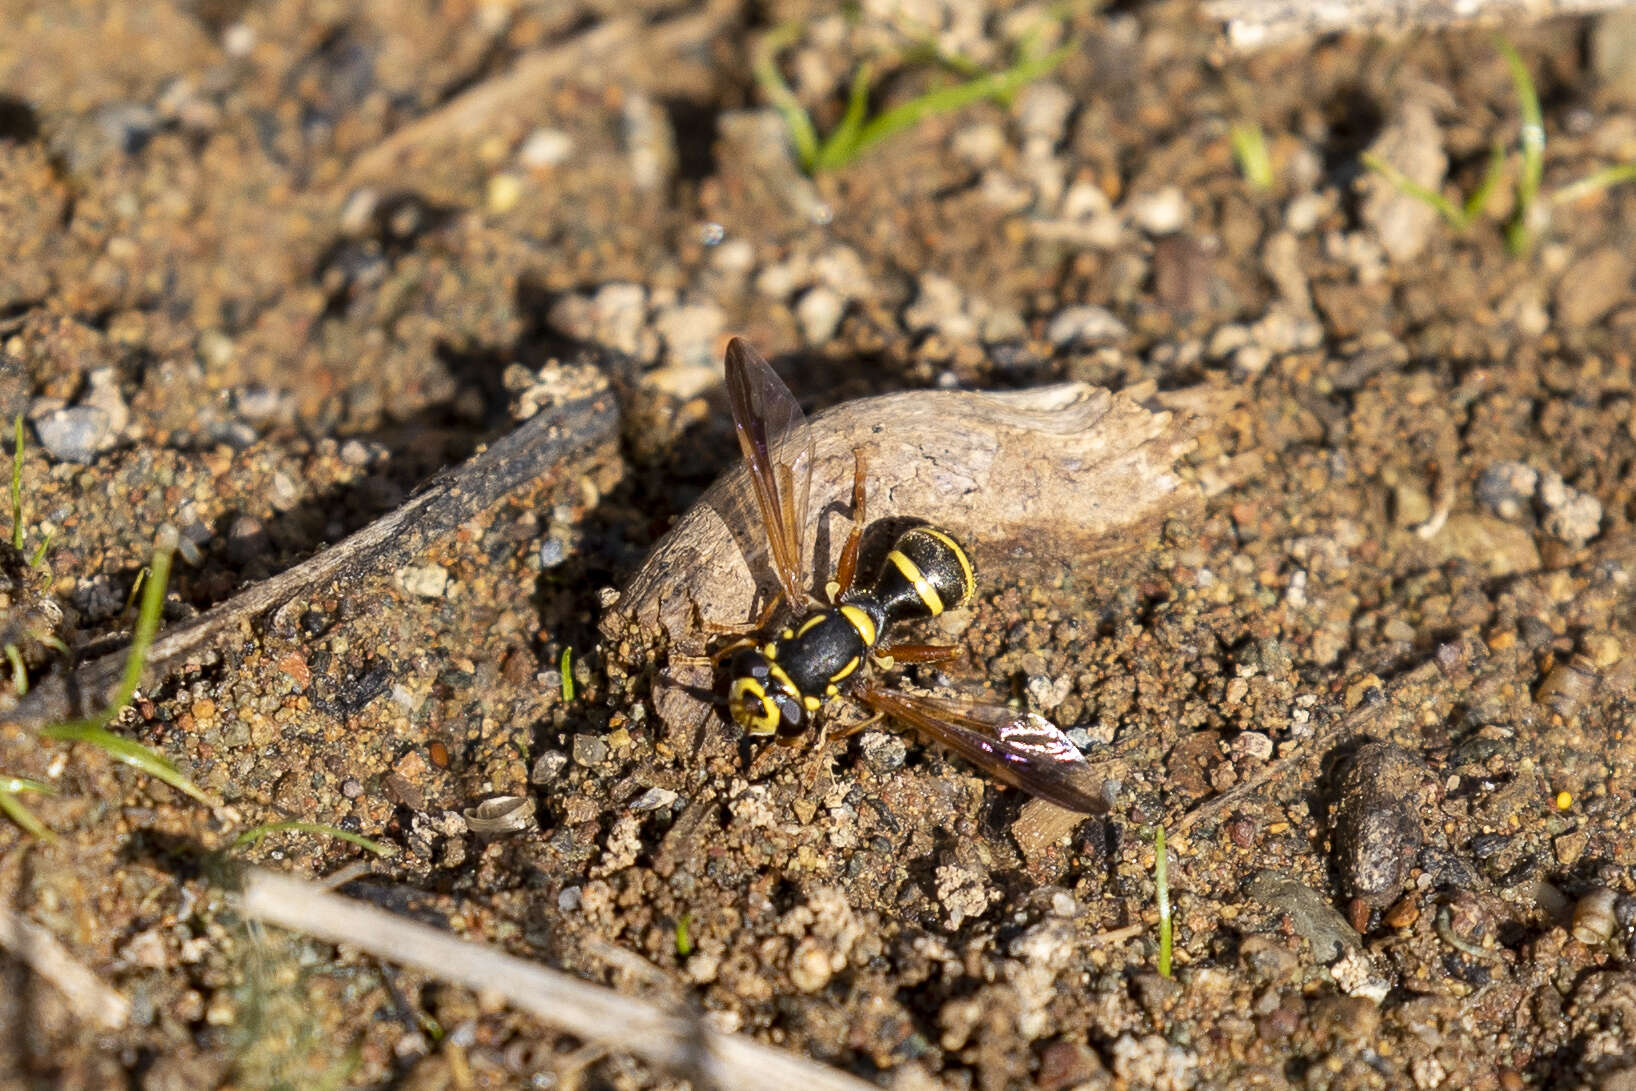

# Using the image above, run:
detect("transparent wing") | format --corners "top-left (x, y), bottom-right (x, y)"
top-left (856, 681), bottom-right (1110, 814)
top-left (724, 337), bottom-right (813, 608)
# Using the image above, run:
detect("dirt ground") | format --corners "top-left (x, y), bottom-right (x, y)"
top-left (3, 2), bottom-right (1636, 1088)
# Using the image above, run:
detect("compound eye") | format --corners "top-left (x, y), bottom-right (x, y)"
top-left (772, 693), bottom-right (805, 734)
top-left (729, 648), bottom-right (770, 681)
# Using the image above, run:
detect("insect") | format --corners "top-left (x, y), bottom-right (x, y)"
top-left (717, 337), bottom-right (1108, 814)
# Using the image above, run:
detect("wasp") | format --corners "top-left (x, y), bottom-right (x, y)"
top-left (717, 337), bottom-right (1108, 814)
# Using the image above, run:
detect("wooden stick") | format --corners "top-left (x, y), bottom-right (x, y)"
top-left (341, 8), bottom-right (728, 191)
top-left (609, 380), bottom-right (1209, 742)
top-left (0, 905), bottom-right (130, 1031)
top-left (1205, 0), bottom-right (1632, 54)
top-left (3, 384), bottom-right (619, 731)
top-left (239, 868), bottom-right (877, 1091)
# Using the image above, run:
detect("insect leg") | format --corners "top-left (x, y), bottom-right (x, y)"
top-left (873, 641), bottom-right (961, 667)
top-left (828, 710), bottom-right (885, 740)
top-left (700, 589), bottom-right (785, 638)
top-left (830, 448), bottom-right (869, 601)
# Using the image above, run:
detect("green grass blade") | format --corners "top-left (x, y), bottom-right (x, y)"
top-left (846, 41), bottom-right (1072, 167)
top-left (1230, 121), bottom-right (1274, 191)
top-left (0, 787), bottom-right (56, 840)
top-left (41, 720), bottom-right (214, 806)
top-left (560, 646), bottom-right (575, 702)
top-left (38, 531), bottom-right (215, 808)
top-left (1463, 140), bottom-right (1507, 222)
top-left (1361, 152), bottom-right (1470, 230)
top-left (5, 643), bottom-right (26, 695)
top-left (117, 538), bottom-right (172, 708)
top-left (1156, 825), bottom-right (1172, 977)
top-left (0, 775), bottom-right (56, 795)
top-left (233, 820), bottom-right (394, 857)
top-left (753, 23), bottom-right (822, 172)
top-left (10, 414), bottom-right (23, 551)
top-left (815, 61), bottom-right (877, 172)
top-left (1550, 162), bottom-right (1636, 206)
top-left (1498, 38), bottom-right (1544, 215)
top-left (28, 530), bottom-right (51, 569)
top-left (675, 912), bottom-right (693, 957)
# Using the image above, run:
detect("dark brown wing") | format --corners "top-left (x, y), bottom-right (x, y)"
top-left (724, 337), bottom-right (813, 608)
top-left (856, 682), bottom-right (1110, 814)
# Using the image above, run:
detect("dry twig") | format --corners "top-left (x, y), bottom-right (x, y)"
top-left (607, 380), bottom-right (1205, 741)
top-left (342, 8), bottom-right (729, 191)
top-left (4, 382), bottom-right (619, 731)
top-left (240, 868), bottom-right (877, 1091)
top-left (1206, 0), bottom-right (1633, 53)
top-left (0, 905), bottom-right (130, 1031)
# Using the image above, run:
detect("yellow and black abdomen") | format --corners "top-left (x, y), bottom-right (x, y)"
top-left (868, 526), bottom-right (975, 625)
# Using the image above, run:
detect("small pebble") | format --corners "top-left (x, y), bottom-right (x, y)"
top-left (518, 127), bottom-right (574, 168)
top-left (708, 237), bottom-right (754, 277)
top-left (531, 750), bottom-right (569, 783)
top-left (753, 258), bottom-right (803, 300)
top-left (1475, 461), bottom-right (1538, 521)
top-left (233, 384), bottom-right (286, 423)
top-left (789, 938), bottom-right (832, 992)
top-left (1046, 305), bottom-right (1127, 348)
top-left (1015, 81), bottom-right (1073, 143)
top-left (651, 301), bottom-right (725, 369)
top-left (795, 285), bottom-right (845, 345)
top-left (857, 731), bottom-right (906, 772)
top-left (629, 786), bottom-right (678, 812)
top-left (1571, 887), bottom-right (1618, 944)
top-left (1359, 98), bottom-right (1446, 263)
top-left (1126, 185), bottom-right (1188, 235)
top-left (33, 406), bottom-right (110, 463)
top-left (1231, 731), bottom-right (1274, 763)
top-left (1332, 742), bottom-right (1431, 914)
top-left (1536, 470), bottom-right (1602, 546)
top-left (588, 282), bottom-right (649, 357)
top-left (269, 472), bottom-right (300, 512)
top-left (226, 516), bottom-right (268, 564)
top-left (952, 121), bottom-right (1006, 166)
top-left (572, 734), bottom-right (608, 767)
top-left (1553, 246), bottom-right (1633, 329)
top-left (83, 368), bottom-right (129, 439)
top-left (1026, 673), bottom-right (1072, 708)
top-left (903, 274), bottom-right (970, 339)
top-left (396, 564), bottom-right (449, 599)
top-left (1061, 179), bottom-right (1112, 221)
top-left (537, 536), bottom-right (569, 568)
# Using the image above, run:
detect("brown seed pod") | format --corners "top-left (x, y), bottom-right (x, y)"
top-left (1331, 741), bottom-right (1433, 916)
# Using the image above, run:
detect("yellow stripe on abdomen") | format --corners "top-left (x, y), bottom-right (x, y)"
top-left (887, 548), bottom-right (943, 616)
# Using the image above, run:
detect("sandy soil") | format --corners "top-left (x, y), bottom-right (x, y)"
top-left (2, 2), bottom-right (1636, 1088)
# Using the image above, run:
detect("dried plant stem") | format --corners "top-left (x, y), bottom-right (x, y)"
top-left (0, 905), bottom-right (130, 1031)
top-left (5, 386), bottom-right (618, 732)
top-left (240, 868), bottom-right (876, 1091)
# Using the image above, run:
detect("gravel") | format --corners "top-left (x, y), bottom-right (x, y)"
top-left (33, 405), bottom-right (110, 463)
